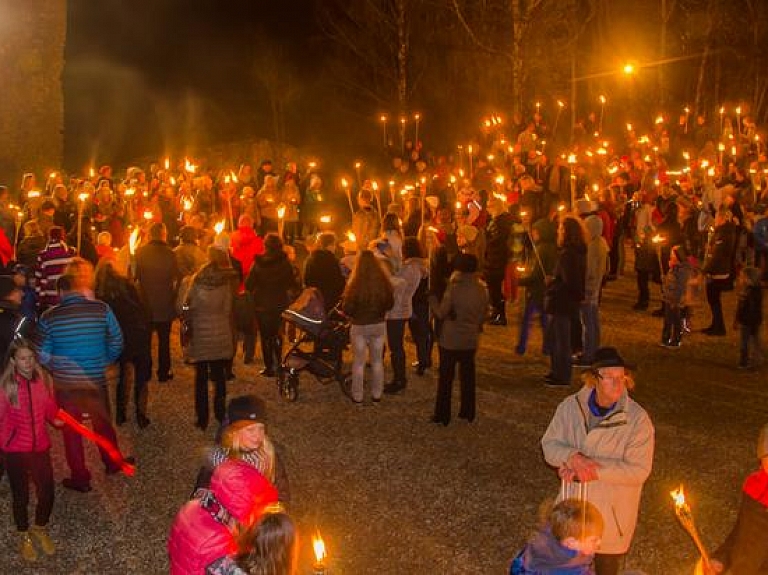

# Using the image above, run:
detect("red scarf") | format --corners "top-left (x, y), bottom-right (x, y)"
top-left (742, 469), bottom-right (768, 507)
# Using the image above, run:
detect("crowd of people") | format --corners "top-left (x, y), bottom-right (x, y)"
top-left (0, 103), bottom-right (765, 573)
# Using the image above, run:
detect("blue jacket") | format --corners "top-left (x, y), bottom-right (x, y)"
top-left (510, 528), bottom-right (595, 575)
top-left (35, 293), bottom-right (123, 387)
top-left (753, 217), bottom-right (768, 251)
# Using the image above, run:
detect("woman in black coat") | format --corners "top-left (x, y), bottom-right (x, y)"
top-left (95, 260), bottom-right (152, 427)
top-left (245, 234), bottom-right (300, 377)
top-left (702, 208), bottom-right (739, 335)
top-left (544, 215), bottom-right (587, 386)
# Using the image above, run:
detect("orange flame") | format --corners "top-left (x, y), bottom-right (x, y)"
top-left (312, 533), bottom-right (326, 564)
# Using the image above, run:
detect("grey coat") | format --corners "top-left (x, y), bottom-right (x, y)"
top-left (182, 264), bottom-right (238, 362)
top-left (430, 271), bottom-right (489, 350)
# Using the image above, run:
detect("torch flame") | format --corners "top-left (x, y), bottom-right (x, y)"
top-left (312, 533), bottom-right (326, 564)
top-left (455, 201), bottom-right (462, 210)
top-left (164, 157), bottom-right (170, 170)
top-left (143, 210), bottom-right (154, 221)
top-left (277, 204), bottom-right (286, 219)
top-left (170, 177), bottom-right (177, 186)
top-left (77, 192), bottom-right (89, 202)
top-left (495, 175), bottom-right (505, 185)
top-left (128, 228), bottom-right (140, 255)
top-left (183, 198), bottom-right (193, 211)
top-left (341, 178), bottom-right (348, 188)
top-left (670, 485), bottom-right (686, 508)
top-left (319, 215), bottom-right (332, 224)
top-left (89, 168), bottom-right (95, 178)
top-left (214, 220), bottom-right (225, 235)
top-left (493, 192), bottom-right (507, 202)
top-left (652, 234), bottom-right (665, 244)
top-left (372, 181), bottom-right (379, 191)
top-left (231, 171), bottom-right (238, 183)
top-left (28, 190), bottom-right (41, 199)
top-left (346, 231), bottom-right (356, 243)
top-left (599, 94), bottom-right (606, 104)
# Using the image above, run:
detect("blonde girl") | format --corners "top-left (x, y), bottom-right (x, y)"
top-left (0, 339), bottom-right (61, 561)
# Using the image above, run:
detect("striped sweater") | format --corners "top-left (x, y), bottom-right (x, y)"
top-left (35, 240), bottom-right (76, 310)
top-left (35, 293), bottom-right (123, 387)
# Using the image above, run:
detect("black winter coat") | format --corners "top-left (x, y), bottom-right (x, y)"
top-left (303, 249), bottom-right (345, 311)
top-left (246, 252), bottom-right (299, 313)
top-left (545, 244), bottom-right (586, 316)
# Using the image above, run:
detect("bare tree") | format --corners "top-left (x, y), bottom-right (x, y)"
top-left (252, 43), bottom-right (302, 151)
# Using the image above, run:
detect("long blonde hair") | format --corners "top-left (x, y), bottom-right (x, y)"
top-left (222, 421), bottom-right (276, 483)
top-left (0, 339), bottom-right (52, 407)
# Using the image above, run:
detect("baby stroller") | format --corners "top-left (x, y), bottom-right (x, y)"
top-left (278, 288), bottom-right (350, 402)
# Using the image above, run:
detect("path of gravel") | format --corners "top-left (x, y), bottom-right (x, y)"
top-left (0, 272), bottom-right (765, 574)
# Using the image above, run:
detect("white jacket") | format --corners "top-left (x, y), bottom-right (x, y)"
top-left (541, 385), bottom-right (655, 554)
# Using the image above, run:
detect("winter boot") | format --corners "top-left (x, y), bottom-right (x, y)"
top-left (18, 531), bottom-right (37, 561)
top-left (30, 525), bottom-right (56, 555)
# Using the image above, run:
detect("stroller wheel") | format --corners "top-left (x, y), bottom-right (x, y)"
top-left (279, 372), bottom-right (299, 402)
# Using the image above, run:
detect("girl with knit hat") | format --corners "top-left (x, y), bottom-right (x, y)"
top-left (194, 395), bottom-right (290, 503)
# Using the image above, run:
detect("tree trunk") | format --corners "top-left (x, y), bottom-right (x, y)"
top-left (0, 0), bottom-right (66, 178)
top-left (511, 0), bottom-right (523, 114)
top-left (396, 0), bottom-right (408, 116)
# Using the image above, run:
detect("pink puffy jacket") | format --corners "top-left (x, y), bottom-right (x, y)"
top-left (0, 372), bottom-right (58, 453)
top-left (167, 459), bottom-right (278, 575)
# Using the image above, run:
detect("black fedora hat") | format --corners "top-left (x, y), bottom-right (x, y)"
top-left (591, 347), bottom-right (635, 370)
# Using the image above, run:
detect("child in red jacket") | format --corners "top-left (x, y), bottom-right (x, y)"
top-left (0, 339), bottom-right (61, 561)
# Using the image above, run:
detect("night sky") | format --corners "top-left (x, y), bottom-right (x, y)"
top-left (64, 0), bottom-right (319, 169)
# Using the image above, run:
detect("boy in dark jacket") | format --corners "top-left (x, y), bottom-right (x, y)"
top-left (734, 267), bottom-right (763, 369)
top-left (510, 499), bottom-right (603, 575)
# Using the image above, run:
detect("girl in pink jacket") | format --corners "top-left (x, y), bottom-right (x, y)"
top-left (0, 339), bottom-right (61, 562)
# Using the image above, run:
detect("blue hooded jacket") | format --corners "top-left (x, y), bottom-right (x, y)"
top-left (510, 527), bottom-right (595, 575)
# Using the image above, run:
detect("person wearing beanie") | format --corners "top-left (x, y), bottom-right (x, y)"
top-left (177, 244), bottom-right (238, 430)
top-left (193, 394), bottom-right (290, 503)
top-left (577, 215), bottom-right (609, 365)
top-left (707, 424), bottom-right (768, 575)
top-left (659, 244), bottom-right (693, 349)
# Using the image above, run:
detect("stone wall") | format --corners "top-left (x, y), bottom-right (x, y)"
top-left (0, 0), bottom-right (66, 187)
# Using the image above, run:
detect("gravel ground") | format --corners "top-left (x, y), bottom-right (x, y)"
top-left (0, 271), bottom-right (765, 574)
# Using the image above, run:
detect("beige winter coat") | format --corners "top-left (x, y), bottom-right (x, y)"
top-left (541, 385), bottom-right (655, 554)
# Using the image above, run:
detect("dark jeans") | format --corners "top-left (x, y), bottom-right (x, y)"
top-left (739, 324), bottom-right (762, 366)
top-left (485, 268), bottom-right (505, 317)
top-left (5, 451), bottom-right (54, 531)
top-left (256, 310), bottom-right (282, 372)
top-left (409, 302), bottom-right (433, 368)
top-left (547, 313), bottom-right (572, 382)
top-left (636, 270), bottom-right (650, 306)
top-left (516, 300), bottom-right (547, 354)
top-left (242, 329), bottom-right (257, 362)
top-left (580, 302), bottom-right (599, 362)
top-left (56, 387), bottom-right (122, 483)
top-left (150, 320), bottom-right (172, 378)
top-left (706, 279), bottom-right (726, 332)
top-left (117, 350), bottom-right (151, 420)
top-left (194, 359), bottom-right (228, 428)
top-left (434, 347), bottom-right (476, 423)
top-left (386, 318), bottom-right (408, 384)
top-left (662, 305), bottom-right (682, 344)
top-left (594, 552), bottom-right (624, 575)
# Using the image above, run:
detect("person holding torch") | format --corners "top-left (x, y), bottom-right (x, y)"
top-left (704, 423), bottom-right (768, 575)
